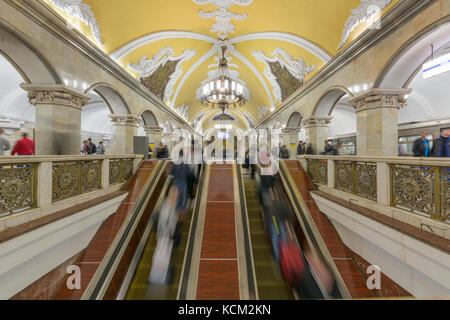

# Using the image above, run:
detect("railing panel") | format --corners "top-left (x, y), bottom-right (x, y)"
top-left (81, 160), bottom-right (102, 194)
top-left (109, 159), bottom-right (133, 186)
top-left (440, 168), bottom-right (449, 223)
top-left (0, 163), bottom-right (37, 216)
top-left (52, 161), bottom-right (81, 202)
top-left (335, 161), bottom-right (353, 193)
top-left (355, 162), bottom-right (377, 201)
top-left (307, 159), bottom-right (328, 185)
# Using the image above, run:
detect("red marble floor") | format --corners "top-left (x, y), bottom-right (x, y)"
top-left (53, 161), bottom-right (157, 300)
top-left (196, 164), bottom-right (240, 300)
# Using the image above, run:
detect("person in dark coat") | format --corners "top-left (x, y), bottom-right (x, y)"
top-left (305, 143), bottom-right (313, 155)
top-left (412, 132), bottom-right (431, 157)
top-left (321, 141), bottom-right (339, 155)
top-left (431, 129), bottom-right (450, 158)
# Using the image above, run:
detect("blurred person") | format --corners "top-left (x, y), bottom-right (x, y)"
top-left (280, 144), bottom-right (290, 159)
top-left (0, 129), bottom-right (11, 156)
top-left (156, 142), bottom-right (169, 159)
top-left (11, 132), bottom-right (35, 156)
top-left (305, 143), bottom-right (313, 155)
top-left (88, 138), bottom-right (97, 155)
top-left (413, 132), bottom-right (431, 157)
top-left (297, 141), bottom-right (304, 156)
top-left (97, 141), bottom-right (106, 155)
top-left (431, 129), bottom-right (450, 158)
top-left (80, 140), bottom-right (92, 155)
top-left (321, 140), bottom-right (339, 156)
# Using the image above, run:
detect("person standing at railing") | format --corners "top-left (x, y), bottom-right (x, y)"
top-left (97, 141), bottom-right (106, 155)
top-left (88, 138), bottom-right (97, 155)
top-left (297, 141), bottom-right (305, 156)
top-left (321, 140), bottom-right (339, 156)
top-left (11, 132), bottom-right (34, 156)
top-left (0, 129), bottom-right (11, 156)
top-left (431, 129), bottom-right (450, 158)
top-left (80, 140), bottom-right (92, 155)
top-left (305, 143), bottom-right (313, 155)
top-left (413, 132), bottom-right (431, 157)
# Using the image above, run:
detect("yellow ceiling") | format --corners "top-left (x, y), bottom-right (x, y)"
top-left (44, 0), bottom-right (401, 129)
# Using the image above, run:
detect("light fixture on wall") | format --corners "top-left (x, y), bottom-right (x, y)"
top-left (200, 46), bottom-right (247, 112)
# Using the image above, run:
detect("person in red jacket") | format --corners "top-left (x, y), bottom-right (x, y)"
top-left (11, 133), bottom-right (35, 156)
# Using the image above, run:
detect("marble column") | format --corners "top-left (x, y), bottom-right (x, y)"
top-left (282, 128), bottom-right (301, 159)
top-left (144, 126), bottom-right (163, 146)
top-left (302, 116), bottom-right (332, 155)
top-left (109, 114), bottom-right (140, 155)
top-left (21, 84), bottom-right (90, 155)
top-left (348, 88), bottom-right (411, 157)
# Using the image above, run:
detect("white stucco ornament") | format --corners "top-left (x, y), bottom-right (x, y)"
top-left (127, 47), bottom-right (196, 104)
top-left (193, 0), bottom-right (253, 40)
top-left (258, 105), bottom-right (270, 120)
top-left (252, 48), bottom-right (315, 104)
top-left (49, 0), bottom-right (103, 45)
top-left (338, 0), bottom-right (392, 50)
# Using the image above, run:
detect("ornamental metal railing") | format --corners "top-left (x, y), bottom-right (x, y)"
top-left (300, 155), bottom-right (449, 224)
top-left (0, 155), bottom-right (141, 217)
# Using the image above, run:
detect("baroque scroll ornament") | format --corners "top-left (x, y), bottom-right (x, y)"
top-left (338, 0), bottom-right (392, 50)
top-left (127, 47), bottom-right (196, 103)
top-left (193, 0), bottom-right (253, 40)
top-left (49, 0), bottom-right (103, 45)
top-left (253, 48), bottom-right (315, 104)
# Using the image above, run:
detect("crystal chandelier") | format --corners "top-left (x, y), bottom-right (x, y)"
top-left (200, 46), bottom-right (247, 112)
top-left (215, 124), bottom-right (233, 131)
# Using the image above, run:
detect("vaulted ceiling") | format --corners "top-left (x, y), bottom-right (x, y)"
top-left (44, 0), bottom-right (400, 131)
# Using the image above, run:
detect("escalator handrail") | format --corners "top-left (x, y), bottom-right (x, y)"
top-left (236, 164), bottom-right (259, 300)
top-left (278, 161), bottom-right (350, 299)
top-left (83, 160), bottom-right (167, 300)
top-left (177, 164), bottom-right (205, 300)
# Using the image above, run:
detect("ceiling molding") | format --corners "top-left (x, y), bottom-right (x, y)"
top-left (338, 0), bottom-right (393, 50)
top-left (48, 0), bottom-right (103, 46)
top-left (110, 31), bottom-right (217, 61)
top-left (193, 0), bottom-right (253, 40)
top-left (230, 49), bottom-right (274, 107)
top-left (170, 48), bottom-right (216, 107)
top-left (231, 32), bottom-right (332, 63)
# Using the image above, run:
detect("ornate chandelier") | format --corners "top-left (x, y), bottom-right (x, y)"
top-left (200, 46), bottom-right (247, 111)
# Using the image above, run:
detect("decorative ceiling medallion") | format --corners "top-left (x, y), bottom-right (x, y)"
top-left (252, 48), bottom-right (315, 104)
top-left (338, 0), bottom-right (392, 50)
top-left (49, 0), bottom-right (103, 45)
top-left (127, 47), bottom-right (196, 104)
top-left (193, 0), bottom-right (253, 40)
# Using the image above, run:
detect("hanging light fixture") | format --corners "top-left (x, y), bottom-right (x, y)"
top-left (200, 46), bottom-right (247, 112)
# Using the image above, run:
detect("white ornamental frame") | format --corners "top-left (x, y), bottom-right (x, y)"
top-left (49, 0), bottom-right (103, 45)
top-left (252, 48), bottom-right (315, 104)
top-left (127, 47), bottom-right (196, 104)
top-left (338, 0), bottom-right (392, 50)
top-left (193, 0), bottom-right (253, 40)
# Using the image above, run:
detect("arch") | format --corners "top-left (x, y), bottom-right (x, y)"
top-left (312, 86), bottom-right (353, 116)
top-left (374, 17), bottom-right (450, 88)
top-left (139, 109), bottom-right (159, 127)
top-left (0, 19), bottom-right (61, 84)
top-left (84, 83), bottom-right (130, 114)
top-left (272, 121), bottom-right (283, 130)
top-left (286, 111), bottom-right (303, 128)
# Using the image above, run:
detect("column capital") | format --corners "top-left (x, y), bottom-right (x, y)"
top-left (348, 88), bottom-right (412, 112)
top-left (144, 126), bottom-right (163, 135)
top-left (20, 84), bottom-right (90, 110)
top-left (302, 116), bottom-right (332, 129)
top-left (109, 114), bottom-right (140, 127)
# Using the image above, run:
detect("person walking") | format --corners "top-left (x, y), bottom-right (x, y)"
top-left (97, 141), bottom-right (106, 155)
top-left (80, 140), bottom-right (93, 155)
top-left (11, 132), bottom-right (35, 156)
top-left (88, 138), bottom-right (97, 155)
top-left (0, 129), bottom-right (11, 156)
top-left (431, 129), bottom-right (450, 158)
top-left (412, 132), bottom-right (431, 157)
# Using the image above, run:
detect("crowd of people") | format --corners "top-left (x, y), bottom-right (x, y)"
top-left (80, 138), bottom-right (106, 155)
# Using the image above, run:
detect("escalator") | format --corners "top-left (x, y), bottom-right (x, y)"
top-left (242, 172), bottom-right (294, 300)
top-left (125, 165), bottom-right (204, 300)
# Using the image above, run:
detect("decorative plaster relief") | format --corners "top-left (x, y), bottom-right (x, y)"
top-left (175, 105), bottom-right (190, 119)
top-left (127, 47), bottom-right (196, 103)
top-left (258, 105), bottom-right (270, 120)
top-left (338, 0), bottom-right (392, 50)
top-left (253, 48), bottom-right (315, 103)
top-left (49, 0), bottom-right (103, 45)
top-left (193, 0), bottom-right (253, 40)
